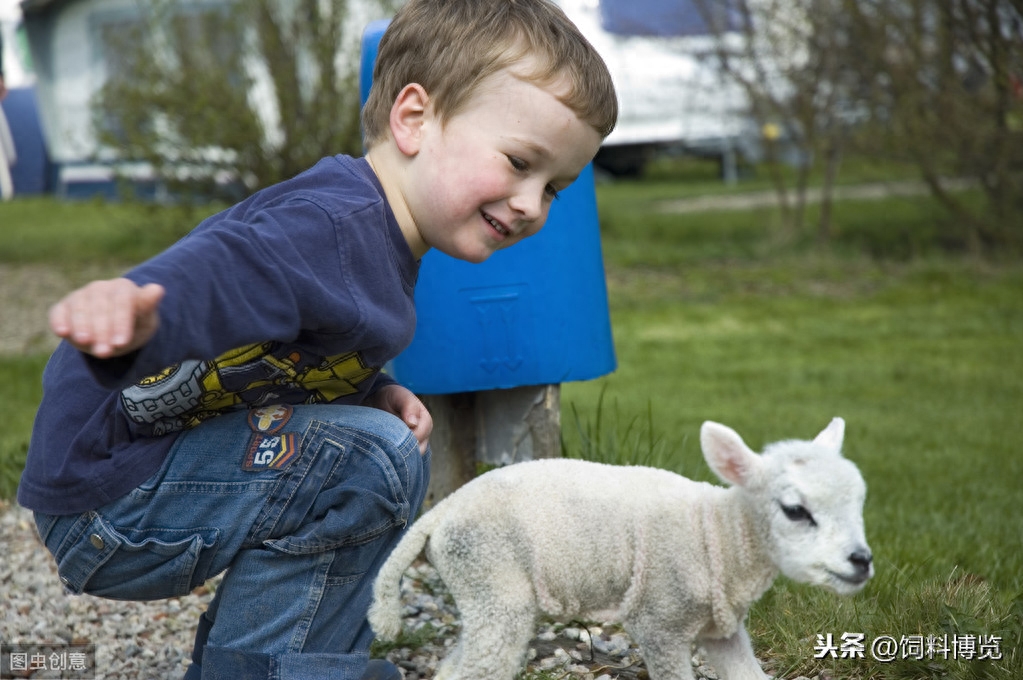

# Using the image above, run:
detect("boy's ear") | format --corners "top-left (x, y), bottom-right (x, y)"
top-left (389, 83), bottom-right (430, 157)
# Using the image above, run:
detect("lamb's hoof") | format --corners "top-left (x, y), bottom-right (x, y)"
top-left (361, 659), bottom-right (402, 680)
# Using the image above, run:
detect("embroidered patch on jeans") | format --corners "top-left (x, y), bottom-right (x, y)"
top-left (243, 432), bottom-right (300, 471)
top-left (247, 404), bottom-right (293, 434)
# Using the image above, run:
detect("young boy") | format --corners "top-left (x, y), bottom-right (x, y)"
top-left (17, 0), bottom-right (617, 678)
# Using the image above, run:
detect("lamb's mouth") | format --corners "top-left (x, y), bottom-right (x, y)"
top-left (483, 212), bottom-right (510, 236)
top-left (829, 570), bottom-right (870, 587)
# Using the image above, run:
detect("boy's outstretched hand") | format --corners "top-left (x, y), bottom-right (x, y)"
top-left (49, 278), bottom-right (165, 359)
top-left (365, 383), bottom-right (433, 455)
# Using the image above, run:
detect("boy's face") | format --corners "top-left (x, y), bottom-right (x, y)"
top-left (397, 63), bottom-right (603, 263)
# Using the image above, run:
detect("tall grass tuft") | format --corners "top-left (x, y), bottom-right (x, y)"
top-left (562, 386), bottom-right (685, 474)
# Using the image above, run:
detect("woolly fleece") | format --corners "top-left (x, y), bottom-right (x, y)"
top-left (369, 418), bottom-right (872, 680)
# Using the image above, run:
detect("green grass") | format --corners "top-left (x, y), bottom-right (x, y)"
top-left (559, 177), bottom-right (1023, 678)
top-left (561, 259), bottom-right (1023, 678)
top-left (0, 355), bottom-right (48, 500)
top-left (2, 181), bottom-right (1021, 678)
top-left (629, 152), bottom-right (923, 195)
top-left (0, 196), bottom-right (217, 265)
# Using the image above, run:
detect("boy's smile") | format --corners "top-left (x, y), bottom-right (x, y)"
top-left (372, 61), bottom-right (604, 263)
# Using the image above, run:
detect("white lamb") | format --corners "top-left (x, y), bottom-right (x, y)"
top-left (369, 418), bottom-right (873, 680)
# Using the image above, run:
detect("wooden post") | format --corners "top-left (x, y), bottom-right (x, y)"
top-left (420, 393), bottom-right (477, 509)
top-left (420, 385), bottom-right (560, 508)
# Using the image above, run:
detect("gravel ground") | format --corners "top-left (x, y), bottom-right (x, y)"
top-left (4, 499), bottom-right (659, 679)
top-left (0, 263), bottom-right (132, 357)
top-left (2, 498), bottom-right (802, 680)
top-left (0, 264), bottom-right (69, 357)
top-left (1, 501), bottom-right (214, 679)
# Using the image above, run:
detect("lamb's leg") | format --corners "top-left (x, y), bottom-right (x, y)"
top-left (433, 638), bottom-right (462, 680)
top-left (627, 618), bottom-right (697, 680)
top-left (436, 572), bottom-right (537, 680)
top-left (637, 639), bottom-right (697, 680)
top-left (699, 628), bottom-right (770, 680)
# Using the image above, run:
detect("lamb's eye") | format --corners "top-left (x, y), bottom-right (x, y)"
top-left (781, 503), bottom-right (817, 526)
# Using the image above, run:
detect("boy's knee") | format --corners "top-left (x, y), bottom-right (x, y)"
top-left (344, 405), bottom-right (428, 506)
top-left (266, 405), bottom-right (428, 552)
top-left (319, 404), bottom-right (415, 454)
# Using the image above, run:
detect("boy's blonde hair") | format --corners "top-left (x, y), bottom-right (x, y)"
top-left (362, 0), bottom-right (617, 147)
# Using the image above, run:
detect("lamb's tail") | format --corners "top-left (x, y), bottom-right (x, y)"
top-left (368, 507), bottom-right (444, 640)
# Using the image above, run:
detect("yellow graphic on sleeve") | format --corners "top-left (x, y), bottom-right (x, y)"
top-left (120, 342), bottom-right (378, 435)
top-left (266, 351), bottom-right (377, 403)
top-left (136, 365), bottom-right (180, 387)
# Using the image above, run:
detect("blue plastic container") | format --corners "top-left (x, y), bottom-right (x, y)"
top-left (360, 21), bottom-right (616, 394)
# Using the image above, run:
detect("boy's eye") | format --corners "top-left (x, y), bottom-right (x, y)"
top-left (507, 155), bottom-right (560, 200)
top-left (507, 156), bottom-right (528, 172)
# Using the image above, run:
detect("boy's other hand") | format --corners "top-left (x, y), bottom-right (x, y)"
top-left (49, 278), bottom-right (165, 359)
top-left (366, 384), bottom-right (433, 455)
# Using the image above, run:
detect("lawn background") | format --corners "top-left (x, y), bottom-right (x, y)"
top-left (562, 175), bottom-right (1023, 679)
top-left (1, 162), bottom-right (1020, 679)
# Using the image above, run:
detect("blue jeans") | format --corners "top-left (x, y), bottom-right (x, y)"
top-left (34, 405), bottom-right (430, 680)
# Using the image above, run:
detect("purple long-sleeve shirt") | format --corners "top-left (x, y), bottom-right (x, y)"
top-left (19, 155), bottom-right (419, 515)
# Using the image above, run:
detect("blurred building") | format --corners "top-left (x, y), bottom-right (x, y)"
top-left (15, 0), bottom-right (787, 197)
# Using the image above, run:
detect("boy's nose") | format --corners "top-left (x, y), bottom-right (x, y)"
top-left (508, 185), bottom-right (546, 224)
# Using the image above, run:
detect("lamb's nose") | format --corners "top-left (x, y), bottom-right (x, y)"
top-left (849, 549), bottom-right (873, 576)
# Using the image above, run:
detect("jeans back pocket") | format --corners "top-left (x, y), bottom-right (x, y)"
top-left (50, 512), bottom-right (220, 601)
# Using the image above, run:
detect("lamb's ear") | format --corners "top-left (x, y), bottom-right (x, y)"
top-left (812, 417), bottom-right (845, 452)
top-left (701, 421), bottom-right (761, 487)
